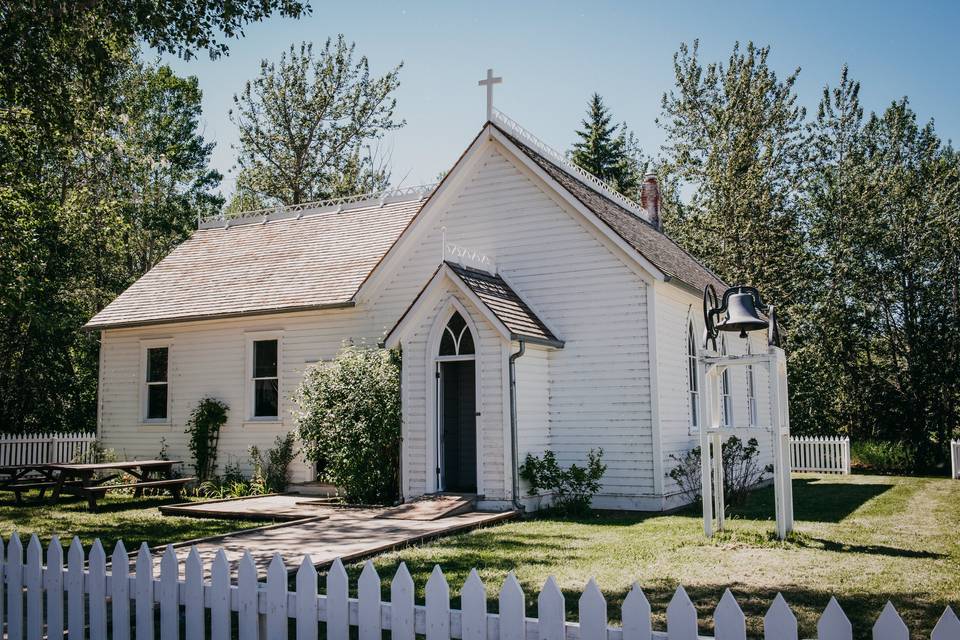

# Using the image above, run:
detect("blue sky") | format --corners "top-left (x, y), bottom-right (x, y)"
top-left (162, 0), bottom-right (960, 199)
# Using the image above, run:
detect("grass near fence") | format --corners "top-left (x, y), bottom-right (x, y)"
top-left (347, 474), bottom-right (960, 640)
top-left (0, 493), bottom-right (272, 551)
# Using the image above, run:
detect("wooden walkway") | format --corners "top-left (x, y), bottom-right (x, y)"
top-left (152, 496), bottom-right (517, 576)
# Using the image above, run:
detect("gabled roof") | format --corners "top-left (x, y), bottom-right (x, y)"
top-left (445, 262), bottom-right (561, 346)
top-left (85, 193), bottom-right (428, 330)
top-left (384, 262), bottom-right (563, 349)
top-left (497, 128), bottom-right (726, 293)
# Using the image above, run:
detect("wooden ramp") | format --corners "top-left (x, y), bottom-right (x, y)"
top-left (159, 494), bottom-right (332, 521)
top-left (375, 494), bottom-right (476, 520)
top-left (148, 507), bottom-right (516, 577)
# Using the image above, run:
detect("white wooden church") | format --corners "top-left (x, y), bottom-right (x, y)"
top-left (86, 74), bottom-right (777, 511)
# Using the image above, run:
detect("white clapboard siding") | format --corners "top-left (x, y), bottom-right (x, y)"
top-left (791, 436), bottom-right (851, 474)
top-left (950, 440), bottom-right (959, 479)
top-left (0, 432), bottom-right (96, 466)
top-left (4, 535), bottom-right (958, 640)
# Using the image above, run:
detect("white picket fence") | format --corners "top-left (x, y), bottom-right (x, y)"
top-left (790, 436), bottom-right (851, 474)
top-left (3, 533), bottom-right (959, 640)
top-left (0, 432), bottom-right (96, 466)
top-left (951, 440), bottom-right (960, 479)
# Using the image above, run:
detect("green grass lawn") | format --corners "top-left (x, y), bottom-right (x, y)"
top-left (0, 493), bottom-right (272, 552)
top-left (344, 474), bottom-right (959, 639)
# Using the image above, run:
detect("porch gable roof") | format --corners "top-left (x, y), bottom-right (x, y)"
top-left (383, 262), bottom-right (563, 349)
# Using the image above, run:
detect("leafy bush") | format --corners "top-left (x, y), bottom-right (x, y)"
top-left (851, 440), bottom-right (919, 475)
top-left (249, 432), bottom-right (297, 493)
top-left (668, 436), bottom-right (772, 510)
top-left (518, 449), bottom-right (606, 515)
top-left (296, 346), bottom-right (401, 504)
top-left (185, 398), bottom-right (228, 481)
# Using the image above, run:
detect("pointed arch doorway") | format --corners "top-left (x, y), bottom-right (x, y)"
top-left (435, 310), bottom-right (478, 493)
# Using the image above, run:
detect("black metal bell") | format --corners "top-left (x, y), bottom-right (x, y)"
top-left (716, 289), bottom-right (769, 338)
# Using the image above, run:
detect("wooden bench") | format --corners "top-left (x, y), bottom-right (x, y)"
top-left (84, 477), bottom-right (194, 511)
top-left (1, 480), bottom-right (58, 504)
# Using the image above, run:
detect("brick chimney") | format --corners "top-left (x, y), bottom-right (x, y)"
top-left (640, 173), bottom-right (661, 229)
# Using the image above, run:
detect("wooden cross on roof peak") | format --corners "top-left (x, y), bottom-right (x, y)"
top-left (478, 68), bottom-right (502, 121)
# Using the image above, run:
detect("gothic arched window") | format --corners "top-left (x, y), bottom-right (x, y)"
top-left (439, 311), bottom-right (475, 356)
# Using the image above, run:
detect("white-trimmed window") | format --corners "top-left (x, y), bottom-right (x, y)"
top-left (746, 341), bottom-right (758, 426)
top-left (720, 337), bottom-right (733, 428)
top-left (142, 342), bottom-right (170, 422)
top-left (688, 323), bottom-right (699, 430)
top-left (248, 336), bottom-right (280, 419)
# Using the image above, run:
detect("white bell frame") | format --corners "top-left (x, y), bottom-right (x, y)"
top-left (698, 345), bottom-right (794, 540)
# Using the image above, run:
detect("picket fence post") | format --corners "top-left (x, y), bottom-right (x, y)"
top-left (391, 563), bottom-right (416, 640)
top-left (460, 568), bottom-right (487, 640)
top-left (425, 565), bottom-right (450, 640)
top-left (89, 539), bottom-right (109, 640)
top-left (112, 540), bottom-right (131, 640)
top-left (537, 576), bottom-right (566, 640)
top-left (44, 537), bottom-right (63, 640)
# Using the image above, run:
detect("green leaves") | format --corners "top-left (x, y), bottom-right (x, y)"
top-left (295, 346), bottom-right (402, 504)
top-left (229, 36), bottom-right (404, 207)
top-left (185, 398), bottom-right (229, 481)
top-left (518, 449), bottom-right (606, 516)
top-left (569, 94), bottom-right (645, 200)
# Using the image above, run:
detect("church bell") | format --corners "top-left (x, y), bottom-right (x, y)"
top-left (715, 287), bottom-right (769, 338)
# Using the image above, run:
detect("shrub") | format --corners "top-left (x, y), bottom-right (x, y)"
top-left (518, 449), bottom-right (606, 515)
top-left (668, 436), bottom-right (772, 510)
top-left (851, 440), bottom-right (919, 475)
top-left (295, 345), bottom-right (401, 504)
top-left (185, 398), bottom-right (228, 481)
top-left (249, 432), bottom-right (297, 493)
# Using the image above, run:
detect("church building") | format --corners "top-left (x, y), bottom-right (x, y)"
top-left (86, 77), bottom-right (776, 511)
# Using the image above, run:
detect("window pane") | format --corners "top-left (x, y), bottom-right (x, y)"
top-left (458, 327), bottom-right (475, 355)
top-left (439, 328), bottom-right (456, 356)
top-left (254, 379), bottom-right (279, 417)
top-left (147, 348), bottom-right (168, 383)
top-left (253, 340), bottom-right (278, 378)
top-left (147, 384), bottom-right (167, 419)
top-left (446, 312), bottom-right (466, 337)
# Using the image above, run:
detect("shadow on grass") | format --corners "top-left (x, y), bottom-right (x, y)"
top-left (728, 477), bottom-right (895, 523)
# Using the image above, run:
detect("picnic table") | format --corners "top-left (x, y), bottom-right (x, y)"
top-left (48, 460), bottom-right (194, 511)
top-left (0, 464), bottom-right (62, 504)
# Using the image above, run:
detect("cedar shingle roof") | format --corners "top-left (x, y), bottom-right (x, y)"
top-left (499, 128), bottom-right (726, 293)
top-left (445, 262), bottom-right (561, 346)
top-left (84, 198), bottom-right (425, 330)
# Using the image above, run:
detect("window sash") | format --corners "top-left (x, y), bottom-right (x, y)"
top-left (687, 326), bottom-right (699, 429)
top-left (251, 338), bottom-right (279, 418)
top-left (146, 383), bottom-right (168, 420)
top-left (721, 368), bottom-right (732, 427)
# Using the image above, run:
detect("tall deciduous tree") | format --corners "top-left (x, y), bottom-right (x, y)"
top-left (657, 40), bottom-right (809, 335)
top-left (570, 93), bottom-right (644, 198)
top-left (229, 37), bottom-right (404, 207)
top-left (801, 77), bottom-right (960, 461)
top-left (0, 61), bottom-right (222, 433)
top-left (0, 0), bottom-right (292, 433)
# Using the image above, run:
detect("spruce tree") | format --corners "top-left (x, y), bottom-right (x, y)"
top-left (570, 93), bottom-right (642, 198)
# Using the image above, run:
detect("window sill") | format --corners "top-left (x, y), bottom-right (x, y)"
top-left (241, 418), bottom-right (284, 428)
top-left (139, 421), bottom-right (172, 432)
